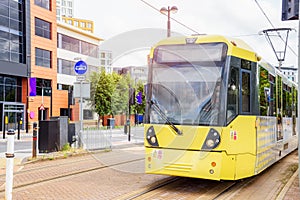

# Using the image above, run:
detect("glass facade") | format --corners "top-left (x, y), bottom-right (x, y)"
top-left (0, 0), bottom-right (25, 63)
top-left (58, 33), bottom-right (99, 58)
top-left (0, 75), bottom-right (22, 102)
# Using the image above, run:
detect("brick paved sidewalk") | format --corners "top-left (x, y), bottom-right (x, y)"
top-left (279, 169), bottom-right (300, 200)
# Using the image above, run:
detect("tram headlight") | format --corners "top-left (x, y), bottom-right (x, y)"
top-left (146, 126), bottom-right (159, 146)
top-left (201, 128), bottom-right (221, 150)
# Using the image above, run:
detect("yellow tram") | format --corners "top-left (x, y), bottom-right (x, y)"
top-left (144, 35), bottom-right (298, 180)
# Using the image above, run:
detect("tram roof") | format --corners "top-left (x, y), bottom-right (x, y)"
top-left (151, 35), bottom-right (260, 62)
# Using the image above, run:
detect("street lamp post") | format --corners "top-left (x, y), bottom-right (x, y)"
top-left (160, 6), bottom-right (178, 37)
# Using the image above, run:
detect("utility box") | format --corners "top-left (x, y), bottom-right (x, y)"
top-left (38, 116), bottom-right (69, 153)
top-left (107, 118), bottom-right (115, 129)
top-left (68, 123), bottom-right (76, 144)
top-left (38, 120), bottom-right (59, 153)
top-left (50, 116), bottom-right (68, 149)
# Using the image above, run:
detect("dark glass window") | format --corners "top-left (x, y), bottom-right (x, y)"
top-left (36, 78), bottom-right (51, 96)
top-left (35, 18), bottom-right (51, 39)
top-left (242, 71), bottom-right (251, 112)
top-left (34, 0), bottom-right (50, 10)
top-left (35, 48), bottom-right (51, 68)
top-left (83, 110), bottom-right (93, 120)
top-left (0, 76), bottom-right (22, 102)
top-left (227, 66), bottom-right (239, 123)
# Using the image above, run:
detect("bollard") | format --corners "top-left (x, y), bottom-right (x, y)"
top-left (127, 119), bottom-right (131, 142)
top-left (32, 122), bottom-right (38, 158)
top-left (5, 129), bottom-right (15, 200)
top-left (17, 118), bottom-right (21, 140)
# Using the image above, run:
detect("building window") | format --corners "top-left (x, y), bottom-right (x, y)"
top-left (58, 33), bottom-right (98, 58)
top-left (35, 48), bottom-right (51, 68)
top-left (34, 0), bottom-right (50, 10)
top-left (81, 41), bottom-right (98, 58)
top-left (35, 18), bottom-right (51, 39)
top-left (83, 109), bottom-right (93, 120)
top-left (60, 34), bottom-right (80, 53)
top-left (36, 78), bottom-right (51, 96)
top-left (67, 1), bottom-right (72, 7)
top-left (68, 9), bottom-right (72, 16)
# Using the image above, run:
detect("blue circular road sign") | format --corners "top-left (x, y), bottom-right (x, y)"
top-left (74, 60), bottom-right (88, 75)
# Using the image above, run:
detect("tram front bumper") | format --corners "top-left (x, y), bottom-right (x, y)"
top-left (145, 147), bottom-right (236, 180)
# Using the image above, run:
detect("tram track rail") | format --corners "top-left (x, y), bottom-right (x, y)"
top-left (119, 177), bottom-right (237, 200)
top-left (118, 151), bottom-right (298, 200)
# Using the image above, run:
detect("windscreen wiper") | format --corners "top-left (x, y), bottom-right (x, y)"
top-left (150, 100), bottom-right (183, 135)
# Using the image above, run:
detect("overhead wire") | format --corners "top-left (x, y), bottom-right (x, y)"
top-left (140, 0), bottom-right (297, 58)
top-left (253, 0), bottom-right (297, 57)
top-left (139, 0), bottom-right (201, 35)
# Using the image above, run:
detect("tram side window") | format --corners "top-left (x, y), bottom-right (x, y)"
top-left (292, 86), bottom-right (298, 117)
top-left (259, 67), bottom-right (270, 116)
top-left (269, 74), bottom-right (276, 116)
top-left (241, 72), bottom-right (250, 113)
top-left (282, 84), bottom-right (292, 117)
top-left (276, 76), bottom-right (283, 116)
top-left (227, 67), bottom-right (239, 123)
top-left (258, 67), bottom-right (276, 116)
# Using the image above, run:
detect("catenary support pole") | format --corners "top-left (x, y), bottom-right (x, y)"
top-left (297, 3), bottom-right (300, 188)
top-left (5, 129), bottom-right (15, 200)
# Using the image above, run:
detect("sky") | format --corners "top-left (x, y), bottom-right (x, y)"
top-left (74, 0), bottom-right (299, 68)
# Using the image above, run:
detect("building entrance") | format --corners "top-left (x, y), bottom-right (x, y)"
top-left (0, 103), bottom-right (25, 131)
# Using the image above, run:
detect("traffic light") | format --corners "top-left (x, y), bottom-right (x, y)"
top-left (282, 0), bottom-right (299, 20)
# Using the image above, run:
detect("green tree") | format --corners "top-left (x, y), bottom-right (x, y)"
top-left (88, 68), bottom-right (146, 125)
top-left (111, 72), bottom-right (129, 116)
top-left (89, 69), bottom-right (114, 124)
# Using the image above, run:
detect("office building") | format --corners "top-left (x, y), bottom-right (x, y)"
top-left (0, 0), bottom-right (30, 131)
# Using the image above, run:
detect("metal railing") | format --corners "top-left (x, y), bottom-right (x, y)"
top-left (81, 127), bottom-right (112, 150)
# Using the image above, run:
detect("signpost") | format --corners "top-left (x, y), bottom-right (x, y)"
top-left (282, 0), bottom-right (300, 188)
top-left (74, 60), bottom-right (88, 75)
top-left (74, 60), bottom-right (88, 147)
